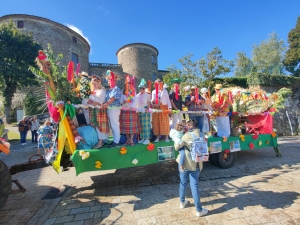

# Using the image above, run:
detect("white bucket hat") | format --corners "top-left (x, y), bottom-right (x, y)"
top-left (201, 87), bottom-right (208, 93)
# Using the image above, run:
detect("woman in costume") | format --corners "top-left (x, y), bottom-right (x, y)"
top-left (200, 87), bottom-right (213, 133)
top-left (88, 75), bottom-right (109, 148)
top-left (211, 84), bottom-right (231, 137)
top-left (136, 79), bottom-right (151, 145)
top-left (151, 79), bottom-right (172, 142)
top-left (102, 70), bottom-right (122, 148)
top-left (120, 75), bottom-right (140, 146)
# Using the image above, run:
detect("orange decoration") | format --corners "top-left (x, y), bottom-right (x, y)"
top-left (271, 132), bottom-right (277, 138)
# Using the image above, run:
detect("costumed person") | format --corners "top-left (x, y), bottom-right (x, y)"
top-left (211, 84), bottom-right (231, 137)
top-left (151, 79), bottom-right (172, 142)
top-left (78, 71), bottom-right (91, 124)
top-left (169, 79), bottom-right (183, 129)
top-left (200, 88), bottom-right (213, 133)
top-left (120, 75), bottom-right (139, 146)
top-left (169, 122), bottom-right (185, 172)
top-left (185, 86), bottom-right (205, 132)
top-left (88, 75), bottom-right (109, 148)
top-left (145, 87), bottom-right (153, 128)
top-left (37, 119), bottom-right (53, 154)
top-left (102, 70), bottom-right (122, 148)
top-left (17, 116), bottom-right (31, 145)
top-left (174, 119), bottom-right (209, 217)
top-left (136, 79), bottom-right (151, 145)
top-left (30, 115), bottom-right (39, 143)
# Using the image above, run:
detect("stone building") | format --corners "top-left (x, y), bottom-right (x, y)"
top-left (0, 14), bottom-right (168, 121)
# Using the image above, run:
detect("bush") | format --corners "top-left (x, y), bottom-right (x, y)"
top-left (247, 73), bottom-right (300, 87)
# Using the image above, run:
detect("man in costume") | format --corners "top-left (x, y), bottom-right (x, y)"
top-left (185, 86), bottom-right (205, 132)
top-left (102, 70), bottom-right (122, 148)
top-left (169, 79), bottom-right (183, 129)
top-left (211, 84), bottom-right (231, 137)
top-left (136, 79), bottom-right (151, 145)
top-left (151, 79), bottom-right (172, 142)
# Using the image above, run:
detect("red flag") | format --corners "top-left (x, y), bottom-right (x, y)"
top-left (155, 82), bottom-right (159, 105)
top-left (175, 84), bottom-right (179, 100)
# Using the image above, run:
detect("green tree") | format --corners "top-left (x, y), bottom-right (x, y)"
top-left (283, 16), bottom-right (300, 77)
top-left (163, 48), bottom-right (234, 89)
top-left (252, 32), bottom-right (286, 75)
top-left (234, 51), bottom-right (252, 77)
top-left (0, 20), bottom-right (41, 123)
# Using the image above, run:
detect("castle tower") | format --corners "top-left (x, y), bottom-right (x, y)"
top-left (116, 43), bottom-right (159, 82)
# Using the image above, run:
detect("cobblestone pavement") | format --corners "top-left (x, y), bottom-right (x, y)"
top-left (1, 136), bottom-right (300, 225)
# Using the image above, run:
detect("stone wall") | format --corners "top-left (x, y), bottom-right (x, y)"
top-left (259, 86), bottom-right (300, 136)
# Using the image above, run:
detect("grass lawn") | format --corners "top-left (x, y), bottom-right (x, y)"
top-left (8, 130), bottom-right (32, 142)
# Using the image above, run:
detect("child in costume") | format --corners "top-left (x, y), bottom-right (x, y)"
top-left (169, 122), bottom-right (185, 171)
top-left (37, 119), bottom-right (53, 155)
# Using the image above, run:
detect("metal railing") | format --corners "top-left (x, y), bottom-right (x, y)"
top-left (89, 63), bottom-right (121, 68)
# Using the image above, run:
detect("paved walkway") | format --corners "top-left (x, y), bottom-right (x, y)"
top-left (1, 136), bottom-right (300, 225)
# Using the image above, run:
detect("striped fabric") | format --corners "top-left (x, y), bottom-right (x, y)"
top-left (152, 104), bottom-right (170, 136)
top-left (120, 109), bottom-right (140, 134)
top-left (89, 108), bottom-right (110, 133)
top-left (138, 112), bottom-right (151, 139)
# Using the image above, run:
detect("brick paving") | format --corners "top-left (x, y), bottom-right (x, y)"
top-left (0, 136), bottom-right (300, 224)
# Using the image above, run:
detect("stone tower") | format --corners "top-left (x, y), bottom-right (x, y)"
top-left (116, 43), bottom-right (159, 82)
top-left (0, 14), bottom-right (90, 72)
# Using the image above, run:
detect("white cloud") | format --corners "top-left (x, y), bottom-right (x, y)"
top-left (66, 24), bottom-right (91, 46)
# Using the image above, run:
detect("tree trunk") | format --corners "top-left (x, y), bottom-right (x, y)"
top-left (3, 85), bottom-right (17, 124)
top-left (4, 104), bottom-right (12, 124)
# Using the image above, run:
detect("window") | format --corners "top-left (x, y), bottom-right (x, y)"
top-left (151, 72), bottom-right (156, 81)
top-left (17, 21), bottom-right (24, 28)
top-left (72, 36), bottom-right (77, 44)
top-left (151, 55), bottom-right (156, 64)
top-left (71, 53), bottom-right (79, 65)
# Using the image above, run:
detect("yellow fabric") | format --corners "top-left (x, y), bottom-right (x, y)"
top-left (59, 108), bottom-right (76, 153)
top-left (52, 120), bottom-right (66, 173)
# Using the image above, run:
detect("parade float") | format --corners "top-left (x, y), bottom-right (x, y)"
top-left (26, 48), bottom-right (292, 175)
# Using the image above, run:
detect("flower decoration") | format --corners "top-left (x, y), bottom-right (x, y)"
top-left (266, 140), bottom-right (270, 145)
top-left (249, 143), bottom-right (255, 149)
top-left (258, 140), bottom-right (262, 146)
top-left (147, 143), bottom-right (155, 151)
top-left (224, 149), bottom-right (230, 154)
top-left (79, 150), bottom-right (90, 160)
top-left (239, 134), bottom-right (245, 142)
top-left (271, 132), bottom-right (277, 138)
top-left (120, 147), bottom-right (127, 155)
top-left (222, 136), bottom-right (227, 142)
top-left (132, 159), bottom-right (138, 165)
top-left (252, 134), bottom-right (259, 140)
top-left (223, 150), bottom-right (230, 159)
top-left (95, 161), bottom-right (102, 169)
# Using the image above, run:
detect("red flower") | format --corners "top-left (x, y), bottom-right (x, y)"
top-left (147, 143), bottom-right (155, 151)
top-left (252, 134), bottom-right (259, 140)
top-left (249, 143), bottom-right (255, 149)
top-left (224, 149), bottom-right (230, 154)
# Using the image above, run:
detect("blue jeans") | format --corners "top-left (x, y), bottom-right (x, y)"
top-left (179, 148), bottom-right (185, 166)
top-left (179, 166), bottom-right (203, 212)
top-left (20, 131), bottom-right (27, 144)
top-left (31, 130), bottom-right (38, 143)
top-left (189, 116), bottom-right (204, 132)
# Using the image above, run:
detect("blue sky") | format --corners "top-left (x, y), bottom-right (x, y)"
top-left (1, 0), bottom-right (300, 74)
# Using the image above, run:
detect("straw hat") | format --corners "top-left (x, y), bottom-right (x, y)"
top-left (201, 87), bottom-right (208, 93)
top-left (79, 71), bottom-right (89, 77)
top-left (214, 84), bottom-right (222, 89)
top-left (191, 86), bottom-right (198, 89)
top-left (183, 85), bottom-right (191, 91)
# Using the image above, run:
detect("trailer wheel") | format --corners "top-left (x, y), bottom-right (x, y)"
top-left (216, 152), bottom-right (236, 169)
top-left (209, 153), bottom-right (220, 166)
top-left (0, 160), bottom-right (11, 209)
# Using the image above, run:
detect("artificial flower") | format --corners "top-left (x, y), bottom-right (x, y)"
top-left (252, 134), bottom-right (259, 140)
top-left (258, 140), bottom-right (262, 146)
top-left (239, 134), bottom-right (245, 140)
top-left (79, 150), bottom-right (90, 160)
top-left (224, 149), bottom-right (230, 154)
top-left (132, 159), bottom-right (138, 165)
top-left (271, 132), bottom-right (277, 138)
top-left (241, 138), bottom-right (245, 142)
top-left (266, 140), bottom-right (270, 145)
top-left (95, 161), bottom-right (102, 169)
top-left (147, 143), bottom-right (155, 151)
top-left (249, 143), bottom-right (255, 149)
top-left (222, 136), bottom-right (227, 142)
top-left (120, 147), bottom-right (127, 155)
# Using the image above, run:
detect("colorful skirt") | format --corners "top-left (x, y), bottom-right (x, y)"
top-left (89, 108), bottom-right (109, 133)
top-left (120, 109), bottom-right (140, 134)
top-left (138, 112), bottom-right (151, 139)
top-left (152, 104), bottom-right (170, 136)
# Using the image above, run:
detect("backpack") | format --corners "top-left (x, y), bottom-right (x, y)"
top-left (188, 132), bottom-right (209, 162)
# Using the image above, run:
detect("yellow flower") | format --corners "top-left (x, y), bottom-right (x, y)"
top-left (120, 147), bottom-right (127, 155)
top-left (95, 161), bottom-right (102, 169)
top-left (271, 132), bottom-right (277, 138)
top-left (239, 134), bottom-right (245, 139)
top-left (241, 138), bottom-right (245, 142)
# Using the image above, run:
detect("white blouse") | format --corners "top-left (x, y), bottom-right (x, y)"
top-left (89, 88), bottom-right (106, 104)
top-left (151, 89), bottom-right (171, 108)
top-left (136, 92), bottom-right (150, 110)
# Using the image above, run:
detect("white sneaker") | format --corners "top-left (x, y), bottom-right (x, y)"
top-left (196, 208), bottom-right (208, 217)
top-left (143, 139), bottom-right (150, 145)
top-left (138, 139), bottom-right (144, 144)
top-left (154, 138), bottom-right (159, 143)
top-left (165, 138), bottom-right (170, 143)
top-left (21, 143), bottom-right (25, 145)
top-left (180, 200), bottom-right (189, 208)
